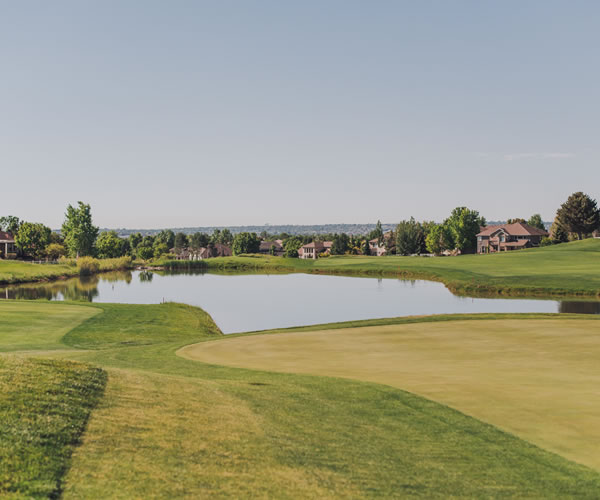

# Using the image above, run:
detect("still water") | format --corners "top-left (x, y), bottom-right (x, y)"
top-left (2, 270), bottom-right (599, 333)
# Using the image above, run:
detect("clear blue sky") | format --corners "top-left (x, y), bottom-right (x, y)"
top-left (2, 1), bottom-right (598, 228)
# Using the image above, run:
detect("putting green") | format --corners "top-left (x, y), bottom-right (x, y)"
top-left (180, 318), bottom-right (600, 470)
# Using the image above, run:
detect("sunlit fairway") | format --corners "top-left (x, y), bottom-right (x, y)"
top-left (180, 316), bottom-right (600, 471)
top-left (3, 301), bottom-right (600, 497)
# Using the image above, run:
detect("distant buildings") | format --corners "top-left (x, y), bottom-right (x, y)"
top-left (173, 244), bottom-right (232, 260)
top-left (258, 240), bottom-right (284, 256)
top-left (477, 223), bottom-right (548, 254)
top-left (368, 232), bottom-right (395, 256)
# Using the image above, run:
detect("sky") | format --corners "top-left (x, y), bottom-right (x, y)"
top-left (1, 1), bottom-right (599, 229)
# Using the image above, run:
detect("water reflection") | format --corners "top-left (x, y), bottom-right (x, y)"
top-left (1, 271), bottom-right (599, 333)
top-left (0, 271), bottom-right (132, 302)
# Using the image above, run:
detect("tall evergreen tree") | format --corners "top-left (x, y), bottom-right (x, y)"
top-left (556, 192), bottom-right (600, 240)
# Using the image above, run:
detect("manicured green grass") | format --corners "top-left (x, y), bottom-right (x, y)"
top-left (4, 301), bottom-right (600, 497)
top-left (181, 316), bottom-right (600, 470)
top-left (0, 356), bottom-right (106, 499)
top-left (204, 239), bottom-right (600, 297)
top-left (0, 301), bottom-right (99, 352)
top-left (0, 260), bottom-right (77, 285)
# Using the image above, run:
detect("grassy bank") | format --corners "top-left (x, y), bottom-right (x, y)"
top-left (3, 301), bottom-right (600, 497)
top-left (0, 256), bottom-right (133, 286)
top-left (0, 356), bottom-right (106, 499)
top-left (201, 239), bottom-right (600, 297)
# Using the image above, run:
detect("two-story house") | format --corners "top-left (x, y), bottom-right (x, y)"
top-left (477, 223), bottom-right (548, 253)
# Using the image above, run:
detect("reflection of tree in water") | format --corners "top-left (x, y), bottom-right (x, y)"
top-left (1, 276), bottom-right (100, 302)
top-left (139, 271), bottom-right (154, 283)
top-left (559, 301), bottom-right (600, 314)
top-left (101, 271), bottom-right (132, 284)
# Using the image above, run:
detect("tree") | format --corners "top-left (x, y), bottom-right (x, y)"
top-left (136, 245), bottom-right (154, 260)
top-left (444, 207), bottom-right (482, 253)
top-left (220, 229), bottom-right (234, 246)
top-left (155, 230), bottom-right (175, 249)
top-left (62, 202), bottom-right (98, 257)
top-left (368, 220), bottom-right (384, 242)
top-left (425, 224), bottom-right (452, 255)
top-left (283, 236), bottom-right (303, 257)
top-left (550, 217), bottom-right (569, 244)
top-left (174, 232), bottom-right (188, 249)
top-left (506, 218), bottom-right (526, 224)
top-left (46, 243), bottom-right (66, 260)
top-left (190, 232), bottom-right (210, 249)
top-left (153, 242), bottom-right (169, 258)
top-left (128, 233), bottom-right (143, 251)
top-left (232, 232), bottom-right (260, 255)
top-left (14, 222), bottom-right (51, 259)
top-left (556, 192), bottom-right (600, 240)
top-left (0, 216), bottom-right (22, 234)
top-left (96, 231), bottom-right (127, 259)
top-left (331, 234), bottom-right (350, 255)
top-left (395, 218), bottom-right (424, 256)
top-left (527, 214), bottom-right (545, 231)
top-left (362, 238), bottom-right (370, 256)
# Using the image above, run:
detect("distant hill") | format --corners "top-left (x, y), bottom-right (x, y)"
top-left (107, 223), bottom-right (397, 237)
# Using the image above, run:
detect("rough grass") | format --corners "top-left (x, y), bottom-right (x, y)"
top-left (0, 260), bottom-right (77, 285)
top-left (181, 316), bottom-right (600, 470)
top-left (0, 357), bottom-right (106, 499)
top-left (5, 301), bottom-right (600, 497)
top-left (202, 239), bottom-right (600, 297)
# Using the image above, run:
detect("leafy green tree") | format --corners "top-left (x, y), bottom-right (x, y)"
top-left (425, 224), bottom-right (451, 255)
top-left (96, 231), bottom-right (127, 259)
top-left (136, 245), bottom-right (154, 260)
top-left (174, 232), bottom-right (188, 249)
top-left (190, 232), bottom-right (210, 249)
top-left (220, 229), bottom-right (234, 246)
top-left (506, 218), bottom-right (526, 224)
top-left (142, 235), bottom-right (155, 247)
top-left (61, 202), bottom-right (99, 257)
top-left (46, 243), bottom-right (66, 260)
top-left (210, 229), bottom-right (222, 245)
top-left (283, 236), bottom-right (303, 257)
top-left (556, 192), bottom-right (600, 240)
top-left (331, 234), bottom-right (350, 255)
top-left (395, 218), bottom-right (424, 256)
top-left (444, 207), bottom-right (482, 253)
top-left (14, 222), bottom-right (51, 259)
top-left (153, 242), bottom-right (169, 258)
top-left (155, 230), bottom-right (175, 249)
top-left (527, 214), bottom-right (545, 230)
top-left (0, 216), bottom-right (22, 234)
top-left (232, 232), bottom-right (260, 255)
top-left (128, 233), bottom-right (143, 251)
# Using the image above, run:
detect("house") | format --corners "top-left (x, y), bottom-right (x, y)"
top-left (173, 244), bottom-right (232, 260)
top-left (368, 231), bottom-right (395, 256)
top-left (298, 241), bottom-right (333, 259)
top-left (258, 240), bottom-right (284, 256)
top-left (477, 223), bottom-right (548, 253)
top-left (0, 231), bottom-right (17, 259)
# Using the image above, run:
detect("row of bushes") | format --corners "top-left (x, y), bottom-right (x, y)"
top-left (58, 256), bottom-right (133, 275)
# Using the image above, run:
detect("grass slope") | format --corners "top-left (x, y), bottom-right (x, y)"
top-left (4, 301), bottom-right (600, 497)
top-left (0, 357), bottom-right (106, 499)
top-left (203, 238), bottom-right (600, 297)
top-left (181, 316), bottom-right (600, 470)
top-left (0, 260), bottom-right (77, 285)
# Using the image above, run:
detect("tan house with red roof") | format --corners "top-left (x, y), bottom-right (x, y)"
top-left (477, 223), bottom-right (548, 253)
top-left (298, 241), bottom-right (333, 259)
top-left (0, 231), bottom-right (17, 259)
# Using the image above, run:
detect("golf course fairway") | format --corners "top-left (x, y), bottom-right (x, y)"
top-left (179, 317), bottom-right (600, 470)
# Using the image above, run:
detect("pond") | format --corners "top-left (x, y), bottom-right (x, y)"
top-left (2, 270), bottom-right (599, 333)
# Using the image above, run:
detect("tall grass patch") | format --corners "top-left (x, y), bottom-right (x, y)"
top-left (0, 357), bottom-right (106, 499)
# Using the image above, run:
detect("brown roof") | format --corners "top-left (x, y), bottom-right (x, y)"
top-left (259, 241), bottom-right (283, 251)
top-left (0, 231), bottom-right (15, 242)
top-left (478, 222), bottom-right (548, 237)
